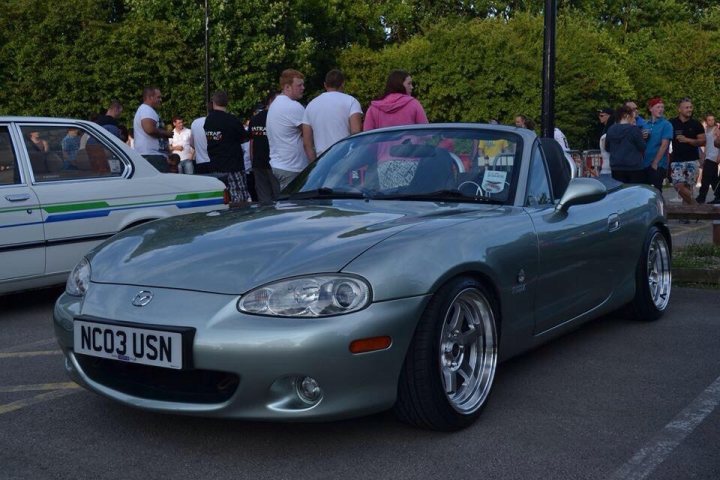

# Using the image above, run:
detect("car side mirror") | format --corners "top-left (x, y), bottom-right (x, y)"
top-left (555, 178), bottom-right (607, 213)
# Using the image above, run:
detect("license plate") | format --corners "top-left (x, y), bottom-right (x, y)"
top-left (74, 320), bottom-right (183, 369)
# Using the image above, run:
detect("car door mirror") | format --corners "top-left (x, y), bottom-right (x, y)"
top-left (555, 178), bottom-right (607, 213)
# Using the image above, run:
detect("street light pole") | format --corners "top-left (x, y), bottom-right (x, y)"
top-left (204, 0), bottom-right (211, 113)
top-left (541, 0), bottom-right (557, 138)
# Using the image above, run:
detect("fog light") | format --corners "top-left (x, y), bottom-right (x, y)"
top-left (295, 376), bottom-right (322, 405)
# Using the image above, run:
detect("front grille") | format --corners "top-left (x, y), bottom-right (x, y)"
top-left (76, 354), bottom-right (239, 404)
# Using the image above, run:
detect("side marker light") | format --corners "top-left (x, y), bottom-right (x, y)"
top-left (349, 336), bottom-right (392, 354)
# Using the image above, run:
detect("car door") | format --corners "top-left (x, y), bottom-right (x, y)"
top-left (18, 122), bottom-right (132, 276)
top-left (523, 141), bottom-right (614, 335)
top-left (0, 123), bottom-right (45, 283)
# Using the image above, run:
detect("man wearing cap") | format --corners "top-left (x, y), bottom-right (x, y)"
top-left (669, 97), bottom-right (705, 205)
top-left (642, 97), bottom-right (674, 191)
top-left (598, 108), bottom-right (614, 135)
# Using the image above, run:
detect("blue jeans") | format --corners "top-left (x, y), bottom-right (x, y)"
top-left (179, 159), bottom-right (195, 174)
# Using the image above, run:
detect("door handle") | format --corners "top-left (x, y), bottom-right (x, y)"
top-left (5, 194), bottom-right (31, 202)
top-left (608, 213), bottom-right (620, 232)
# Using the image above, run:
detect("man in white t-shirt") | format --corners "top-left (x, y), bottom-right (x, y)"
top-left (302, 69), bottom-right (363, 162)
top-left (133, 87), bottom-right (173, 172)
top-left (267, 69), bottom-right (308, 189)
top-left (189, 102), bottom-right (212, 175)
top-left (169, 115), bottom-right (194, 174)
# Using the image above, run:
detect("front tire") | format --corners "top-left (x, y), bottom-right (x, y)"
top-left (394, 277), bottom-right (498, 431)
top-left (630, 226), bottom-right (671, 321)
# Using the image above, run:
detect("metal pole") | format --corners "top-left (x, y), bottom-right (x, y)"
top-left (541, 0), bottom-right (557, 138)
top-left (204, 0), bottom-right (211, 113)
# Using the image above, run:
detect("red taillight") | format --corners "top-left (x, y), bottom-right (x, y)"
top-left (223, 189), bottom-right (231, 205)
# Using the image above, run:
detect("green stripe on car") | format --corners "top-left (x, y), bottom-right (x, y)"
top-left (40, 191), bottom-right (223, 214)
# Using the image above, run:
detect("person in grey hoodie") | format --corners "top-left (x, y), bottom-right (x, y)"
top-left (606, 105), bottom-right (647, 184)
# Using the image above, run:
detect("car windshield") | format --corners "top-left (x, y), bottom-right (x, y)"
top-left (283, 128), bottom-right (522, 203)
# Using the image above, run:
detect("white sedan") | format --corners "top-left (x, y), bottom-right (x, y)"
top-left (0, 117), bottom-right (227, 294)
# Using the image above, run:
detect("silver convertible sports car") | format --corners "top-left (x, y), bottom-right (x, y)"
top-left (54, 124), bottom-right (672, 430)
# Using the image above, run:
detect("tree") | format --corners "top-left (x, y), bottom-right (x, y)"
top-left (123, 0), bottom-right (391, 116)
top-left (0, 0), bottom-right (197, 124)
top-left (2, 0), bottom-right (720, 149)
top-left (340, 13), bottom-right (634, 148)
top-left (623, 19), bottom-right (720, 117)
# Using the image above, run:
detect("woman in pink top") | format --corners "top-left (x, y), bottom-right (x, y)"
top-left (363, 70), bottom-right (428, 131)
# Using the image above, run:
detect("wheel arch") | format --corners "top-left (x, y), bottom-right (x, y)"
top-left (655, 221), bottom-right (672, 256)
top-left (393, 270), bottom-right (502, 430)
top-left (427, 267), bottom-right (503, 338)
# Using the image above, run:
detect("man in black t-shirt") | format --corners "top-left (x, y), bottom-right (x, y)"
top-left (669, 98), bottom-right (705, 205)
top-left (249, 92), bottom-right (279, 204)
top-left (204, 91), bottom-right (250, 203)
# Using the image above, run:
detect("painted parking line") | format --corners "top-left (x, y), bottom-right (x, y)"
top-left (0, 382), bottom-right (79, 393)
top-left (609, 374), bottom-right (720, 480)
top-left (0, 340), bottom-right (81, 415)
top-left (0, 350), bottom-right (62, 359)
top-left (0, 338), bottom-right (56, 354)
top-left (0, 389), bottom-right (82, 416)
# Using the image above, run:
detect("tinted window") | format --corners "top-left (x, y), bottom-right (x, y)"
top-left (526, 143), bottom-right (553, 206)
top-left (0, 126), bottom-right (20, 186)
top-left (20, 125), bottom-right (127, 182)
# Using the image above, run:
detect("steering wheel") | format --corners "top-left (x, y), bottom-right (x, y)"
top-left (457, 180), bottom-right (485, 198)
top-left (447, 152), bottom-right (466, 173)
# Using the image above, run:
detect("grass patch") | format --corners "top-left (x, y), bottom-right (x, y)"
top-left (673, 243), bottom-right (720, 269)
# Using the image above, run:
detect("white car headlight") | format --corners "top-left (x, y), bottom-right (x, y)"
top-left (66, 257), bottom-right (91, 297)
top-left (238, 275), bottom-right (371, 317)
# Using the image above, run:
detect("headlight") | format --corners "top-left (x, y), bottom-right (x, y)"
top-left (65, 257), bottom-right (91, 296)
top-left (238, 275), bottom-right (371, 317)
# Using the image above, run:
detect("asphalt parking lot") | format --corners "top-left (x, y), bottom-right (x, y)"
top-left (1, 286), bottom-right (719, 480)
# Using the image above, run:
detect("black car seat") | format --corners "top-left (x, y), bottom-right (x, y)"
top-left (407, 148), bottom-right (457, 193)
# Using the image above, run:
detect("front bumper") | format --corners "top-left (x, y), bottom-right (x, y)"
top-left (54, 283), bottom-right (429, 421)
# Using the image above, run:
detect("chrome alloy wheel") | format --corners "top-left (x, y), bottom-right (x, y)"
top-left (439, 288), bottom-right (497, 414)
top-left (647, 232), bottom-right (671, 311)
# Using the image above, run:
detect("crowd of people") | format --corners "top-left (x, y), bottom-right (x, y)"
top-left (92, 69), bottom-right (720, 207)
top-left (597, 97), bottom-right (720, 206)
top-left (108, 68), bottom-right (428, 204)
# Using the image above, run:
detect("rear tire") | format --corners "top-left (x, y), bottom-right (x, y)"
top-left (394, 277), bottom-right (498, 431)
top-left (630, 226), bottom-right (671, 321)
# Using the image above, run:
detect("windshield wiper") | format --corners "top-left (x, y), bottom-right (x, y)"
top-left (282, 187), bottom-right (368, 200)
top-left (377, 190), bottom-right (504, 203)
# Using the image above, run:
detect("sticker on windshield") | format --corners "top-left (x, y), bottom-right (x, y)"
top-left (482, 170), bottom-right (507, 193)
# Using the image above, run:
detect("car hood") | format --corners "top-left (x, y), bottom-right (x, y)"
top-left (88, 200), bottom-right (483, 294)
